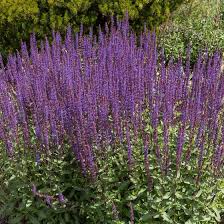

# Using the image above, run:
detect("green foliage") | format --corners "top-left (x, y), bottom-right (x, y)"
top-left (0, 0), bottom-right (186, 58)
top-left (96, 133), bottom-right (223, 223)
top-left (0, 147), bottom-right (105, 224)
top-left (158, 0), bottom-right (224, 63)
top-left (212, 179), bottom-right (224, 222)
top-left (0, 125), bottom-right (223, 224)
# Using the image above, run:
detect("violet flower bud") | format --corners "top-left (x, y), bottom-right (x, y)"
top-left (45, 195), bottom-right (52, 206)
top-left (35, 153), bottom-right (40, 165)
top-left (58, 193), bottom-right (65, 203)
top-left (32, 184), bottom-right (37, 196)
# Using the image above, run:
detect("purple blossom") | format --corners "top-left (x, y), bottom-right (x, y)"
top-left (58, 193), bottom-right (66, 203)
top-left (45, 195), bottom-right (52, 206)
top-left (125, 122), bottom-right (133, 169)
top-left (31, 184), bottom-right (37, 196)
top-left (35, 153), bottom-right (41, 164)
top-left (0, 16), bottom-right (223, 180)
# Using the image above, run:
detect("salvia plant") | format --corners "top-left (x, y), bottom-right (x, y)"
top-left (0, 16), bottom-right (223, 201)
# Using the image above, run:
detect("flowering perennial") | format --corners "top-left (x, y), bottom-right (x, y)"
top-left (0, 18), bottom-right (223, 180)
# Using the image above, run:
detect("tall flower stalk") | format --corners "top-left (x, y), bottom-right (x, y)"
top-left (0, 17), bottom-right (223, 180)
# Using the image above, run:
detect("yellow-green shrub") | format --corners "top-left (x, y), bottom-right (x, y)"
top-left (0, 0), bottom-right (186, 57)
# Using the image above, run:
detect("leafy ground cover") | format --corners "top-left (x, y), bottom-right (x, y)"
top-left (0, 139), bottom-right (223, 223)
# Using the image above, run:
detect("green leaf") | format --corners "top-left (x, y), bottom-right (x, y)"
top-left (37, 210), bottom-right (47, 220)
top-left (161, 212), bottom-right (173, 223)
top-left (176, 170), bottom-right (181, 179)
top-left (10, 215), bottom-right (23, 224)
top-left (29, 216), bottom-right (40, 224)
top-left (163, 192), bottom-right (171, 199)
top-left (175, 191), bottom-right (183, 199)
top-left (211, 207), bottom-right (221, 222)
top-left (195, 190), bottom-right (203, 198)
top-left (118, 181), bottom-right (130, 192)
top-left (25, 200), bottom-right (32, 208)
top-left (137, 188), bottom-right (147, 196)
top-left (141, 213), bottom-right (153, 222)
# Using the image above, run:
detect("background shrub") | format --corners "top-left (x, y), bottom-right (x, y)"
top-left (0, 0), bottom-right (187, 58)
top-left (158, 0), bottom-right (224, 63)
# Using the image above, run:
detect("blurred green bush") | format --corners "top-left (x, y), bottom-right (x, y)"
top-left (158, 0), bottom-right (224, 62)
top-left (0, 0), bottom-right (186, 58)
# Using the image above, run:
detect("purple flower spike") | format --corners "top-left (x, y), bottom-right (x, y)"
top-left (0, 15), bottom-right (223, 183)
top-left (45, 195), bottom-right (52, 206)
top-left (35, 153), bottom-right (41, 165)
top-left (125, 122), bottom-right (133, 169)
top-left (58, 193), bottom-right (66, 203)
top-left (31, 184), bottom-right (37, 196)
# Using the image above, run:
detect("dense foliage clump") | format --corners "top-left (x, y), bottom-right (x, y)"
top-left (0, 0), bottom-right (187, 57)
top-left (0, 18), bottom-right (223, 223)
top-left (158, 0), bottom-right (224, 63)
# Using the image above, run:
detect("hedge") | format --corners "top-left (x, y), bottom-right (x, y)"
top-left (0, 0), bottom-right (187, 58)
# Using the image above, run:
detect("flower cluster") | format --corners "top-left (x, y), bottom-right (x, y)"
top-left (0, 18), bottom-right (223, 181)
